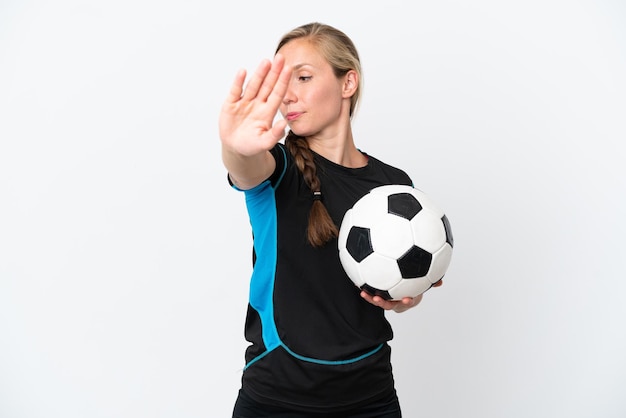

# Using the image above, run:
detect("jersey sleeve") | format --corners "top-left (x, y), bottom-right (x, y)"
top-left (267, 143), bottom-right (289, 188)
top-left (225, 144), bottom-right (289, 190)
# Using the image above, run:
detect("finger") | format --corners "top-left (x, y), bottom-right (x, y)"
top-left (256, 54), bottom-right (286, 102)
top-left (361, 291), bottom-right (392, 310)
top-left (266, 57), bottom-right (292, 109)
top-left (404, 295), bottom-right (420, 307)
top-left (360, 291), bottom-right (378, 305)
top-left (224, 68), bottom-right (247, 104)
top-left (241, 59), bottom-right (272, 102)
top-left (373, 295), bottom-right (395, 310)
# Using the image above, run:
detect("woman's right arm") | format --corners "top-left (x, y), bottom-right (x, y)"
top-left (219, 54), bottom-right (292, 190)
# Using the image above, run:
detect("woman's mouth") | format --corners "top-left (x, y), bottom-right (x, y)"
top-left (286, 112), bottom-right (302, 121)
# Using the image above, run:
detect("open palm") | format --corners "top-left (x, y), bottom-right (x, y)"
top-left (219, 54), bottom-right (292, 157)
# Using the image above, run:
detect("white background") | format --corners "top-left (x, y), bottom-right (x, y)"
top-left (1, 0), bottom-right (625, 417)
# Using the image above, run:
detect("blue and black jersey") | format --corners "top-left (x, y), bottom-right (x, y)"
top-left (231, 143), bottom-right (413, 412)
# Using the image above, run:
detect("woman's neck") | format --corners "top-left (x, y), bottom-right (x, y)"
top-left (306, 127), bottom-right (367, 168)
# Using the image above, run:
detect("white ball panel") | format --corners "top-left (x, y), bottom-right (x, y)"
top-left (369, 215), bottom-right (414, 259)
top-left (370, 184), bottom-right (413, 197)
top-left (426, 244), bottom-right (453, 283)
top-left (410, 209), bottom-right (447, 253)
top-left (358, 253), bottom-right (402, 290)
top-left (349, 191), bottom-right (388, 225)
top-left (387, 277), bottom-right (433, 300)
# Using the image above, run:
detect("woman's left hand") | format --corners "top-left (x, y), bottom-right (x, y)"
top-left (360, 291), bottom-right (423, 313)
top-left (360, 279), bottom-right (442, 313)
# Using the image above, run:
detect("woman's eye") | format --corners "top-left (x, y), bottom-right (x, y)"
top-left (298, 76), bottom-right (312, 82)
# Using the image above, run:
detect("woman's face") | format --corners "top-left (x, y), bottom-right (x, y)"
top-left (277, 39), bottom-right (349, 138)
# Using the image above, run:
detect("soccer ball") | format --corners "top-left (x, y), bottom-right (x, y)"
top-left (338, 184), bottom-right (454, 300)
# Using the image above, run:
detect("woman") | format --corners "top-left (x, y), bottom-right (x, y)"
top-left (219, 22), bottom-right (441, 417)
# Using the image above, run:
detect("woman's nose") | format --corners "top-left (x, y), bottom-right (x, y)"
top-left (282, 83), bottom-right (296, 104)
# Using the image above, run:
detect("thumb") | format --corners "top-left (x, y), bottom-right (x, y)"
top-left (269, 119), bottom-right (288, 142)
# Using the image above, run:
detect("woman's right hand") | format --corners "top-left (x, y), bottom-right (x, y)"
top-left (219, 54), bottom-right (292, 157)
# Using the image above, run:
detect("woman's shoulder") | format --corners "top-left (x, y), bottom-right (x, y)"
top-left (362, 152), bottom-right (413, 184)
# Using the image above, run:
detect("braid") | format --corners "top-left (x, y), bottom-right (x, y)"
top-left (285, 131), bottom-right (339, 247)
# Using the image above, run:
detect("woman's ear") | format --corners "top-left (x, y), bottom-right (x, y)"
top-left (342, 70), bottom-right (358, 98)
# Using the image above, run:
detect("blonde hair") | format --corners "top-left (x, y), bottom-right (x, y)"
top-left (277, 22), bottom-right (362, 247)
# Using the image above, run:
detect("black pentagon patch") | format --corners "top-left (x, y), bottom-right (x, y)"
top-left (388, 192), bottom-right (422, 220)
top-left (361, 283), bottom-right (392, 301)
top-left (397, 245), bottom-right (432, 278)
top-left (346, 226), bottom-right (373, 262)
top-left (442, 214), bottom-right (454, 248)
